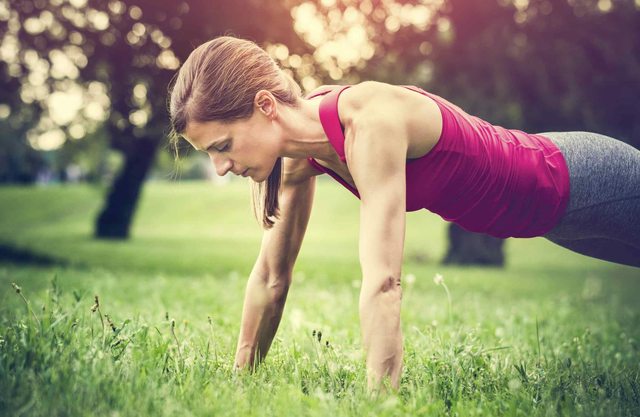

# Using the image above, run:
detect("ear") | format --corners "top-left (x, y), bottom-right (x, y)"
top-left (255, 90), bottom-right (277, 119)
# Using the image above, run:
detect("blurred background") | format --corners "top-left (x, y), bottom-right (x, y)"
top-left (0, 0), bottom-right (639, 265)
top-left (2, 4), bottom-right (640, 414)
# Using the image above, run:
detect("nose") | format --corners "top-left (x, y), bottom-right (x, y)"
top-left (209, 153), bottom-right (233, 176)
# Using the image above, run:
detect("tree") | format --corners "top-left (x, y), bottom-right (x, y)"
top-left (0, 62), bottom-right (45, 183)
top-left (5, 0), bottom-right (312, 238)
top-left (5, 0), bottom-right (637, 260)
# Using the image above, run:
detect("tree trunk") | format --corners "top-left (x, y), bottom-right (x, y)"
top-left (443, 223), bottom-right (505, 266)
top-left (95, 135), bottom-right (159, 239)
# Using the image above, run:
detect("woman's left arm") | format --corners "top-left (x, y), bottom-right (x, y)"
top-left (345, 90), bottom-right (409, 392)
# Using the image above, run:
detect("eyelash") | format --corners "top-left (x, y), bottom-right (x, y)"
top-left (211, 143), bottom-right (229, 153)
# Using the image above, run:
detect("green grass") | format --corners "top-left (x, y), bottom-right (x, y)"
top-left (1, 179), bottom-right (639, 416)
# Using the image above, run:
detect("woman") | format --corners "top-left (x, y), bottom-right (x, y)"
top-left (168, 36), bottom-right (640, 390)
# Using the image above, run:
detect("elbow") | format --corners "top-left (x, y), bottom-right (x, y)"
top-left (359, 275), bottom-right (402, 311)
top-left (248, 267), bottom-right (291, 305)
top-left (251, 263), bottom-right (293, 301)
top-left (379, 275), bottom-right (402, 294)
top-left (266, 275), bottom-right (291, 304)
top-left (367, 275), bottom-right (402, 297)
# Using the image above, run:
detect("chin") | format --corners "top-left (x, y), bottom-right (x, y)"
top-left (252, 160), bottom-right (276, 183)
top-left (254, 172), bottom-right (267, 183)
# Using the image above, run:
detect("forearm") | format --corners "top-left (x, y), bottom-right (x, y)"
top-left (234, 269), bottom-right (290, 370)
top-left (359, 277), bottom-right (403, 391)
top-left (231, 169), bottom-right (313, 370)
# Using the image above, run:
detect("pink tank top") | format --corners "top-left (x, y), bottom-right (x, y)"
top-left (305, 85), bottom-right (570, 238)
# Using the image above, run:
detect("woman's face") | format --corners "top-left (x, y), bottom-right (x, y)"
top-left (183, 92), bottom-right (281, 182)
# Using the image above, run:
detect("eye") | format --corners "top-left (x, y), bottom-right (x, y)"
top-left (206, 142), bottom-right (228, 153)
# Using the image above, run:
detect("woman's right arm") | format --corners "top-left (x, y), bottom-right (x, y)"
top-left (233, 157), bottom-right (317, 370)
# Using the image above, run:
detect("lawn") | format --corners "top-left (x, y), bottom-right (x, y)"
top-left (1, 179), bottom-right (639, 416)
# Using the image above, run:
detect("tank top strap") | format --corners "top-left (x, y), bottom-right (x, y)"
top-left (400, 85), bottom-right (426, 94)
top-left (318, 84), bottom-right (352, 163)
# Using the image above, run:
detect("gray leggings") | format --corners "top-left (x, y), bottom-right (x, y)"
top-left (538, 131), bottom-right (640, 268)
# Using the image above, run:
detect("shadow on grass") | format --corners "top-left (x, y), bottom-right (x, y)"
top-left (0, 242), bottom-right (71, 267)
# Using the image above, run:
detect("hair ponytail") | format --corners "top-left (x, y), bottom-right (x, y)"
top-left (250, 156), bottom-right (282, 229)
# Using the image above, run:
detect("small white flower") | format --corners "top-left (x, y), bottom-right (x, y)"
top-left (405, 273), bottom-right (416, 285)
top-left (433, 273), bottom-right (444, 285)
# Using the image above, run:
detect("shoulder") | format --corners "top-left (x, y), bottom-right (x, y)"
top-left (341, 83), bottom-right (410, 194)
top-left (340, 82), bottom-right (410, 164)
top-left (338, 81), bottom-right (404, 127)
top-left (339, 82), bottom-right (442, 164)
top-left (341, 80), bottom-right (398, 109)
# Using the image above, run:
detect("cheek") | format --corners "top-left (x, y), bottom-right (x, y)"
top-left (251, 143), bottom-right (273, 164)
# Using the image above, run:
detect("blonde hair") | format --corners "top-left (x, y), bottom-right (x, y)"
top-left (167, 35), bottom-right (302, 229)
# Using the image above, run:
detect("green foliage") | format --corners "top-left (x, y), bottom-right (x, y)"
top-left (360, 0), bottom-right (640, 148)
top-left (0, 181), bottom-right (639, 416)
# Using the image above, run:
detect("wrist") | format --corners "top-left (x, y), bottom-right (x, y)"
top-left (234, 344), bottom-right (254, 368)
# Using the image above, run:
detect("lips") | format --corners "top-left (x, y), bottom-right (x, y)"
top-left (241, 169), bottom-right (249, 177)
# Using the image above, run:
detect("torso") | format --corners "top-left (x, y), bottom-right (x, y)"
top-left (289, 82), bottom-right (443, 188)
top-left (289, 82), bottom-right (570, 238)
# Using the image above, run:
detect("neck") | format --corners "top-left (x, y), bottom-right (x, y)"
top-left (278, 97), bottom-right (334, 161)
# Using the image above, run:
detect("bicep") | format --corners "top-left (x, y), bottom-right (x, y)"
top-left (347, 104), bottom-right (408, 211)
top-left (345, 97), bottom-right (408, 196)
